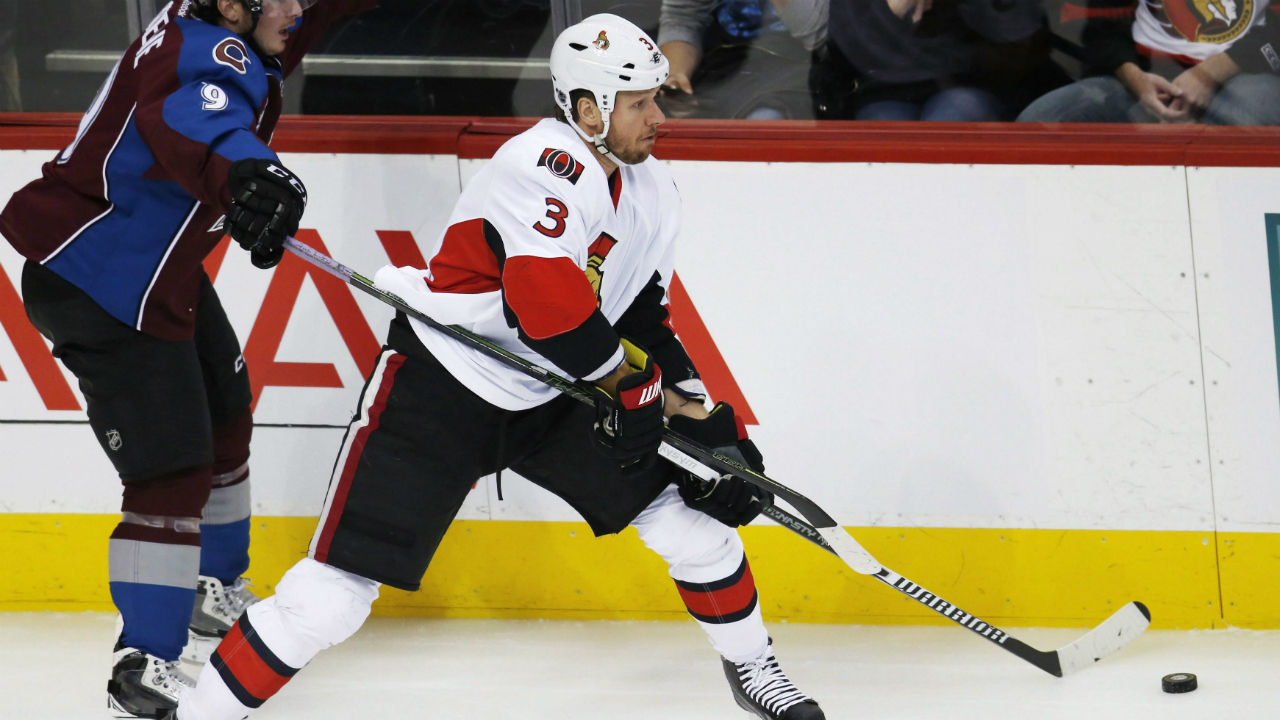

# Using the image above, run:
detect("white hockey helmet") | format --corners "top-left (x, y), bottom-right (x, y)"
top-left (550, 14), bottom-right (669, 165)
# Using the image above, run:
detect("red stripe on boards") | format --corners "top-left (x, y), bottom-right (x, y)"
top-left (313, 353), bottom-right (406, 563)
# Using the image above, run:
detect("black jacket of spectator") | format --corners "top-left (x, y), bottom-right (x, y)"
top-left (827, 0), bottom-right (1044, 85)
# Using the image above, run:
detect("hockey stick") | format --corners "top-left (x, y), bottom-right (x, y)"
top-left (283, 236), bottom-right (1151, 677)
top-left (278, 241), bottom-right (874, 562)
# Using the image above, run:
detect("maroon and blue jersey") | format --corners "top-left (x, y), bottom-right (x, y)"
top-left (0, 0), bottom-right (376, 341)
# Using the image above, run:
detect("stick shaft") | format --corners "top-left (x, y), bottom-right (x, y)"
top-left (284, 237), bottom-right (1140, 678)
top-left (285, 237), bottom-right (843, 531)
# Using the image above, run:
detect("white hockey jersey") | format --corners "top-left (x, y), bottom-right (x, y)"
top-left (376, 118), bottom-right (699, 411)
top-left (1132, 0), bottom-right (1270, 61)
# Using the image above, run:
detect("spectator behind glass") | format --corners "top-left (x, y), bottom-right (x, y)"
top-left (0, 0), bottom-right (18, 111)
top-left (1018, 0), bottom-right (1280, 124)
top-left (809, 0), bottom-right (1060, 120)
top-left (658, 0), bottom-right (821, 118)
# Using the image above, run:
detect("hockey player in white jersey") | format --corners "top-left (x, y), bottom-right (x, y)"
top-left (172, 14), bottom-right (823, 720)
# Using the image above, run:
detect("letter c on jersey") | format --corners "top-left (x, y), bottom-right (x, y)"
top-left (213, 38), bottom-right (252, 75)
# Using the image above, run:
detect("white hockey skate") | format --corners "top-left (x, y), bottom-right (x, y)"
top-left (181, 576), bottom-right (260, 665)
top-left (108, 643), bottom-right (195, 719)
top-left (723, 641), bottom-right (823, 720)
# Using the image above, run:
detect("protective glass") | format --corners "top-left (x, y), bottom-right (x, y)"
top-left (260, 0), bottom-right (317, 18)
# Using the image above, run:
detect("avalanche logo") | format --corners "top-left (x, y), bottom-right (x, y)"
top-left (213, 38), bottom-right (251, 75)
top-left (585, 232), bottom-right (618, 303)
top-left (538, 148), bottom-right (584, 185)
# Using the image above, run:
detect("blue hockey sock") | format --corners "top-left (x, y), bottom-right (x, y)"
top-left (200, 516), bottom-right (251, 585)
top-left (111, 581), bottom-right (199, 661)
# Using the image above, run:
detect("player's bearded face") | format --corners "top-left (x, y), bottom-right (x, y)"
top-left (252, 0), bottom-right (304, 56)
top-left (605, 88), bottom-right (666, 165)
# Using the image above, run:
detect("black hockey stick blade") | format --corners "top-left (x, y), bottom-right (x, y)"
top-left (283, 237), bottom-right (1152, 676)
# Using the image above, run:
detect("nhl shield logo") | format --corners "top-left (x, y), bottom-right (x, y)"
top-left (106, 429), bottom-right (123, 452)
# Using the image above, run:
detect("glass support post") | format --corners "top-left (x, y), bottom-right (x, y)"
top-left (550, 0), bottom-right (582, 37)
top-left (126, 0), bottom-right (159, 41)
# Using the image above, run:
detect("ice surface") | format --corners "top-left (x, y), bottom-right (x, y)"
top-left (1, 613), bottom-right (1276, 719)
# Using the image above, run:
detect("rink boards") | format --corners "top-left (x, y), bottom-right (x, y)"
top-left (1, 120), bottom-right (1279, 629)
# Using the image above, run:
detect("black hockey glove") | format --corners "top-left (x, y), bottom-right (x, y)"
top-left (226, 158), bottom-right (308, 269)
top-left (591, 339), bottom-right (666, 476)
top-left (670, 402), bottom-right (773, 528)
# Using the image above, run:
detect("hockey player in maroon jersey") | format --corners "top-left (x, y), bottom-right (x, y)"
top-left (173, 14), bottom-right (824, 720)
top-left (0, 0), bottom-right (376, 717)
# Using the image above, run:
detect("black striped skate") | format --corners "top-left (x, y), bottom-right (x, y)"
top-left (722, 641), bottom-right (823, 719)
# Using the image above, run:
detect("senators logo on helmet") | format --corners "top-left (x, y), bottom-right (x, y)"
top-left (593, 30), bottom-right (610, 50)
top-left (537, 148), bottom-right (584, 185)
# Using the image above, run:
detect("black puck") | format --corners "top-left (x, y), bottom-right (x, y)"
top-left (1162, 673), bottom-right (1198, 693)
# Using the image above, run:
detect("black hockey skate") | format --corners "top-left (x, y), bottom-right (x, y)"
top-left (108, 642), bottom-right (195, 719)
top-left (182, 575), bottom-right (260, 664)
top-left (722, 641), bottom-right (824, 720)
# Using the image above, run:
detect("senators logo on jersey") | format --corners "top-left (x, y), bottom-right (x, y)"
top-left (538, 149), bottom-right (584, 185)
top-left (585, 232), bottom-right (618, 303)
top-left (1152, 0), bottom-right (1254, 44)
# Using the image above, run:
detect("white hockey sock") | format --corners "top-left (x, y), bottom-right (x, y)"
top-left (178, 558), bottom-right (380, 720)
top-left (631, 486), bottom-right (770, 663)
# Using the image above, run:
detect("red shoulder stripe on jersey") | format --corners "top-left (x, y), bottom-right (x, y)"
top-left (502, 255), bottom-right (599, 340)
top-left (674, 554), bottom-right (759, 625)
top-left (426, 218), bottom-right (502, 294)
top-left (608, 169), bottom-right (622, 211)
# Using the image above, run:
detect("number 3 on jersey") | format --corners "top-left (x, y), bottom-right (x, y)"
top-left (533, 198), bottom-right (569, 238)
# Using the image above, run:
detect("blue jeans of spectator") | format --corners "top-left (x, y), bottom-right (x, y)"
top-left (856, 86), bottom-right (1004, 121)
top-left (1017, 74), bottom-right (1280, 125)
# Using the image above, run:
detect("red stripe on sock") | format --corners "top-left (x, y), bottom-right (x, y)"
top-left (217, 621), bottom-right (291, 703)
top-left (313, 353), bottom-right (406, 563)
top-left (676, 560), bottom-right (758, 620)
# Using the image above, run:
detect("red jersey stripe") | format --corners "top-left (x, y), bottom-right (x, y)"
top-left (502, 255), bottom-right (599, 340)
top-left (426, 219), bottom-right (501, 294)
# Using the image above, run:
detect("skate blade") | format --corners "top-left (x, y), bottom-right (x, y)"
top-left (107, 694), bottom-right (165, 719)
